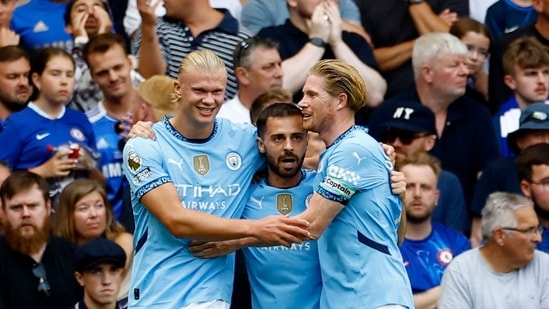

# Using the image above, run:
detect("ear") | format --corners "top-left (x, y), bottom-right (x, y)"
top-left (503, 74), bottom-right (516, 90)
top-left (74, 272), bottom-right (85, 287)
top-left (421, 65), bottom-right (433, 83)
top-left (433, 189), bottom-right (440, 208)
top-left (31, 72), bottom-right (41, 91)
top-left (235, 67), bottom-right (250, 86)
top-left (520, 179), bottom-right (532, 197)
top-left (45, 199), bottom-right (52, 216)
top-left (337, 92), bottom-right (348, 110)
top-left (257, 136), bottom-right (265, 154)
top-left (493, 228), bottom-right (506, 246)
top-left (423, 135), bottom-right (436, 151)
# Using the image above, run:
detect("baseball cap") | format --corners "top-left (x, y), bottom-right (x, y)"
top-left (383, 101), bottom-right (437, 135)
top-left (507, 103), bottom-right (549, 154)
top-left (137, 75), bottom-right (179, 121)
top-left (74, 237), bottom-right (126, 272)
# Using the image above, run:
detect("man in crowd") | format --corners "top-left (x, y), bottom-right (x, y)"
top-left (398, 153), bottom-right (470, 309)
top-left (0, 171), bottom-right (82, 308)
top-left (0, 45), bottom-right (31, 128)
top-left (439, 192), bottom-right (549, 308)
top-left (516, 143), bottom-right (549, 252)
top-left (73, 237), bottom-right (127, 309)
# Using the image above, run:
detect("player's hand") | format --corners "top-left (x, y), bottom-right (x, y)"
top-left (251, 216), bottom-right (311, 248)
top-left (390, 170), bottom-right (407, 196)
top-left (188, 240), bottom-right (241, 258)
top-left (128, 121), bottom-right (155, 140)
top-left (380, 143), bottom-right (396, 165)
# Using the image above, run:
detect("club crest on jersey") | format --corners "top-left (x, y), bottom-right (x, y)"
top-left (226, 152), bottom-right (242, 171)
top-left (70, 128), bottom-right (85, 142)
top-left (437, 249), bottom-right (454, 266)
top-left (276, 193), bottom-right (293, 215)
top-left (193, 155), bottom-right (210, 176)
top-left (127, 151), bottom-right (141, 172)
top-left (305, 193), bottom-right (313, 208)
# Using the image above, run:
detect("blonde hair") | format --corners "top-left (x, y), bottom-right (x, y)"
top-left (178, 49), bottom-right (227, 76)
top-left (53, 179), bottom-right (125, 243)
top-left (308, 59), bottom-right (367, 111)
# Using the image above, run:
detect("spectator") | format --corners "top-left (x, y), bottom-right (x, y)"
top-left (241, 0), bottom-right (368, 39)
top-left (0, 171), bottom-right (82, 308)
top-left (516, 143), bottom-right (549, 253)
top-left (257, 0), bottom-right (386, 106)
top-left (0, 0), bottom-right (19, 47)
top-left (398, 153), bottom-right (470, 309)
top-left (84, 33), bottom-right (143, 222)
top-left (485, 0), bottom-right (538, 40)
top-left (217, 36), bottom-right (283, 123)
top-left (494, 37), bottom-right (549, 157)
top-left (0, 47), bottom-right (102, 200)
top-left (449, 17), bottom-right (491, 105)
top-left (356, 0), bottom-right (468, 98)
top-left (439, 192), bottom-right (549, 308)
top-left (132, 0), bottom-right (249, 101)
top-left (63, 0), bottom-right (144, 113)
top-left (470, 103), bottom-right (549, 247)
top-left (366, 32), bottom-right (500, 215)
top-left (11, 0), bottom-right (74, 52)
top-left (54, 179), bottom-right (133, 303)
top-left (121, 49), bottom-right (310, 308)
top-left (0, 46), bottom-right (31, 127)
top-left (488, 0), bottom-right (549, 114)
top-left (73, 237), bottom-right (127, 309)
top-left (124, 0), bottom-right (243, 39)
top-left (376, 101), bottom-right (468, 233)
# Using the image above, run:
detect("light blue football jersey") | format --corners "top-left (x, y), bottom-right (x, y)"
top-left (122, 117), bottom-right (263, 308)
top-left (242, 170), bottom-right (321, 309)
top-left (315, 126), bottom-right (414, 309)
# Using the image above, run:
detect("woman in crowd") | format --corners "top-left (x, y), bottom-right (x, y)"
top-left (450, 17), bottom-right (492, 105)
top-left (54, 178), bottom-right (133, 303)
top-left (0, 47), bottom-right (102, 199)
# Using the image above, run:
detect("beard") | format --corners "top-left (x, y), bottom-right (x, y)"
top-left (4, 216), bottom-right (51, 256)
top-left (405, 208), bottom-right (433, 224)
top-left (266, 152), bottom-right (305, 179)
top-left (3, 100), bottom-right (27, 113)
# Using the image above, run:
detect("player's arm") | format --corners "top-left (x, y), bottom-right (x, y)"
top-left (297, 193), bottom-right (345, 239)
top-left (141, 183), bottom-right (310, 247)
top-left (188, 237), bottom-right (258, 258)
top-left (414, 286), bottom-right (441, 309)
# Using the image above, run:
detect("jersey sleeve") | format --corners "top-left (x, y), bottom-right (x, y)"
top-left (316, 141), bottom-right (392, 205)
top-left (122, 136), bottom-right (172, 201)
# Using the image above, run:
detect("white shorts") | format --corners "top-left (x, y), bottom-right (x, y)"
top-left (180, 300), bottom-right (230, 309)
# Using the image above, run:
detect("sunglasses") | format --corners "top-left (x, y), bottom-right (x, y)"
top-left (383, 128), bottom-right (431, 145)
top-left (32, 263), bottom-right (51, 297)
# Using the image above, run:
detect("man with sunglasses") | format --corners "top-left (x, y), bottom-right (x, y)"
top-left (380, 101), bottom-right (468, 233)
top-left (365, 33), bottom-right (500, 233)
top-left (439, 192), bottom-right (549, 308)
top-left (0, 171), bottom-right (82, 308)
top-left (470, 103), bottom-right (549, 247)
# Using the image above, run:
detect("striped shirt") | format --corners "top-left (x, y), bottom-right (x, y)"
top-left (133, 9), bottom-right (250, 101)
